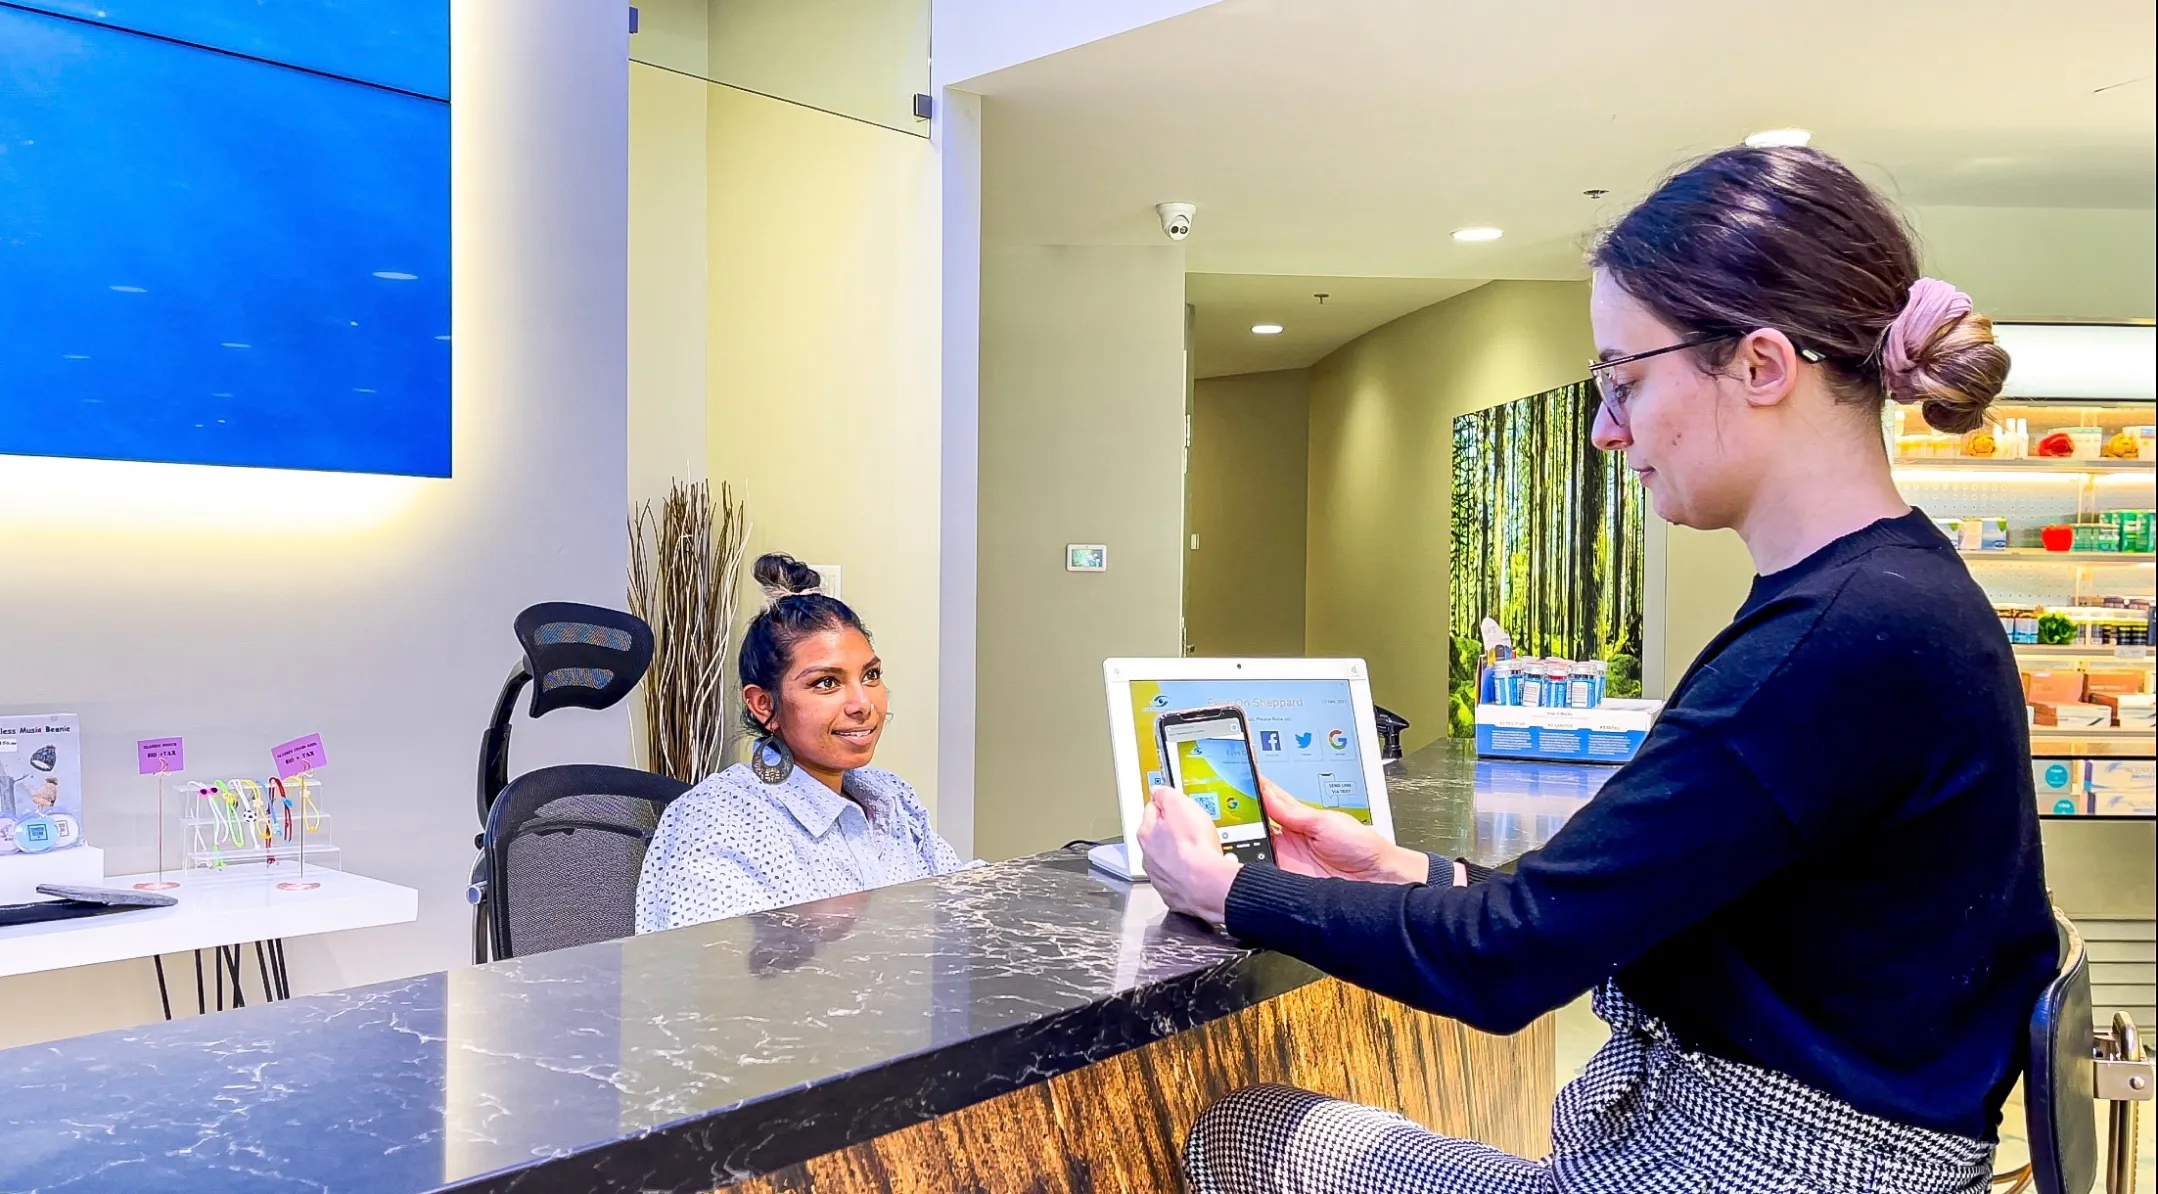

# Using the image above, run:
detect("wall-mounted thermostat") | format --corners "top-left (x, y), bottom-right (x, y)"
top-left (1066, 544), bottom-right (1107, 572)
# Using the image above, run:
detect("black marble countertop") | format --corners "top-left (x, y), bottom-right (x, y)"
top-left (0, 741), bottom-right (1609, 1194)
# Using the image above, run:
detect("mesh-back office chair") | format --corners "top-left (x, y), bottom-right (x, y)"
top-left (2002, 910), bottom-right (2153, 1194)
top-left (468, 603), bottom-right (690, 963)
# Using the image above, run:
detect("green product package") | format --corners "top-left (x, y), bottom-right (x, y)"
top-left (2037, 612), bottom-right (2077, 646)
top-left (2098, 510), bottom-right (2155, 553)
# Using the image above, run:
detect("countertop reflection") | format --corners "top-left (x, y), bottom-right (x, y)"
top-left (0, 738), bottom-right (1605, 1194)
top-left (1389, 738), bottom-right (1613, 866)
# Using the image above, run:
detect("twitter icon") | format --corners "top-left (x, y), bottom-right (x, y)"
top-left (1294, 732), bottom-right (1314, 749)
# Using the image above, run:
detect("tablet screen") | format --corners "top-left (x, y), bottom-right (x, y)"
top-left (1129, 679), bottom-right (1373, 824)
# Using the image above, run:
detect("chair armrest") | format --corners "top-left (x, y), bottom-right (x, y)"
top-left (2095, 1013), bottom-right (2152, 1102)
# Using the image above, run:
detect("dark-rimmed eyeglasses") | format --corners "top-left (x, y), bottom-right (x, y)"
top-left (1588, 333), bottom-right (1734, 428)
top-left (1590, 332), bottom-right (1827, 428)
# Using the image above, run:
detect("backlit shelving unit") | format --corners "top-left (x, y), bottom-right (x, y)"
top-left (1889, 324), bottom-right (2156, 823)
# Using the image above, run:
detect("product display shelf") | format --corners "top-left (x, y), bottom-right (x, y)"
top-left (1894, 388), bottom-right (2158, 822)
top-left (1959, 547), bottom-right (2158, 563)
top-left (2014, 644), bottom-right (2157, 664)
top-left (2030, 727), bottom-right (2158, 755)
top-left (1893, 457), bottom-right (2153, 474)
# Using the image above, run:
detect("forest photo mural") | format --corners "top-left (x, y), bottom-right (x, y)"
top-left (1448, 380), bottom-right (1646, 737)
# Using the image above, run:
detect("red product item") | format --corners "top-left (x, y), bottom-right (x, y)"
top-left (2036, 432), bottom-right (2076, 458)
top-left (2041, 525), bottom-right (2074, 552)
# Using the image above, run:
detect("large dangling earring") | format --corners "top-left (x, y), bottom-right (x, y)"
top-left (751, 735), bottom-right (795, 785)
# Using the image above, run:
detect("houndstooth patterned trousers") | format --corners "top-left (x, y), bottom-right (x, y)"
top-left (1184, 984), bottom-right (1996, 1194)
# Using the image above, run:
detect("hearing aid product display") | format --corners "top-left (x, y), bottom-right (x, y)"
top-left (1470, 621), bottom-right (1660, 764)
top-left (0, 714), bottom-right (85, 857)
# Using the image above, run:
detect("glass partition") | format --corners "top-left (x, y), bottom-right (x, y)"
top-left (632, 0), bottom-right (930, 137)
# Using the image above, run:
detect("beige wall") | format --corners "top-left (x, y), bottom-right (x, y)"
top-left (630, 64), bottom-right (711, 507)
top-left (1659, 526), bottom-right (1756, 685)
top-left (976, 244), bottom-right (1188, 859)
top-left (0, 1), bottom-right (631, 1048)
top-left (1305, 281), bottom-right (1598, 752)
top-left (1910, 205), bottom-right (2158, 323)
top-left (698, 82), bottom-right (945, 804)
top-left (1187, 369), bottom-right (1310, 657)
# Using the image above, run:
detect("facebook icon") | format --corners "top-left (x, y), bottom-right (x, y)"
top-left (1258, 730), bottom-right (1283, 752)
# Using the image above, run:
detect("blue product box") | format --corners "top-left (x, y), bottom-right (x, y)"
top-left (2032, 759), bottom-right (2087, 817)
top-left (1474, 699), bottom-right (1662, 764)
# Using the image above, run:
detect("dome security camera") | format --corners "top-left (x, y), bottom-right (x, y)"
top-left (1156, 202), bottom-right (1196, 241)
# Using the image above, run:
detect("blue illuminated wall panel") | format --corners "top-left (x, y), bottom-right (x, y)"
top-left (0, 2), bottom-right (451, 476)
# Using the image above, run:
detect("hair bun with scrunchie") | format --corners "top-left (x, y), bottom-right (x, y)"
top-left (1879, 278), bottom-right (2010, 435)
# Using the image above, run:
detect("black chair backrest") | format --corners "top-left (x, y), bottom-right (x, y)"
top-left (478, 603), bottom-right (656, 824)
top-left (484, 763), bottom-right (690, 960)
top-left (2029, 909), bottom-right (2098, 1194)
top-left (514, 602), bottom-right (653, 717)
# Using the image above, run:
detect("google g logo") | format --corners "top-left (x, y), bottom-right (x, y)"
top-left (1326, 729), bottom-right (1348, 750)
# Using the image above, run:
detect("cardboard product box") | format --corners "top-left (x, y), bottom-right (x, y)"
top-left (2032, 758), bottom-right (2088, 816)
top-left (2089, 760), bottom-right (2157, 817)
top-left (2032, 702), bottom-right (2112, 728)
top-left (1474, 699), bottom-right (1662, 764)
top-left (2089, 691), bottom-right (2157, 729)
top-left (2083, 670), bottom-right (2149, 699)
top-left (2022, 670), bottom-right (2085, 706)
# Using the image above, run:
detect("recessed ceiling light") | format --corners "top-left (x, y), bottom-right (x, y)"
top-left (1451, 226), bottom-right (1503, 242)
top-left (1744, 128), bottom-right (1812, 148)
top-left (1252, 323), bottom-right (1284, 335)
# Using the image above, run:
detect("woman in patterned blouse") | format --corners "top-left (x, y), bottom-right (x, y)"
top-left (635, 554), bottom-right (965, 933)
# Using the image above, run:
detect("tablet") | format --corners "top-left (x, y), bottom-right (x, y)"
top-left (1099, 658), bottom-right (1398, 880)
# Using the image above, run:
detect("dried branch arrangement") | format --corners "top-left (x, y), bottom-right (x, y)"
top-left (629, 480), bottom-right (750, 783)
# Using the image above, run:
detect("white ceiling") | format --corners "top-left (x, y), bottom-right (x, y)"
top-left (1187, 274), bottom-right (1484, 376)
top-left (970, 0), bottom-right (2156, 372)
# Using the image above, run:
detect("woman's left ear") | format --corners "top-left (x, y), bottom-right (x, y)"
top-left (1736, 329), bottom-right (1804, 408)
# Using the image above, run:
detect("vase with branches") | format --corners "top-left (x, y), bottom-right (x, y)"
top-left (629, 480), bottom-right (751, 783)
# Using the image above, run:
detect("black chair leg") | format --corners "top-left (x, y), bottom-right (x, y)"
top-left (223, 946), bottom-right (245, 1009)
top-left (270, 938), bottom-right (292, 1000)
top-left (151, 955), bottom-right (172, 1021)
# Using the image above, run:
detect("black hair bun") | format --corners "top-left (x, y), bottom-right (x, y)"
top-left (753, 552), bottom-right (822, 597)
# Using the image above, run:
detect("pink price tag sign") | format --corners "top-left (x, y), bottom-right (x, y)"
top-left (137, 737), bottom-right (185, 775)
top-left (271, 733), bottom-right (328, 779)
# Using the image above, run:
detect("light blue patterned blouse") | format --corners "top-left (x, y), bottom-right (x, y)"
top-left (634, 763), bottom-right (966, 934)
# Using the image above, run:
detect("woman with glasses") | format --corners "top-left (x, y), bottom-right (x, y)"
top-left (1140, 145), bottom-right (2055, 1194)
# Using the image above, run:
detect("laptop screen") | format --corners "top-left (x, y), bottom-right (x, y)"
top-left (1125, 677), bottom-right (1374, 825)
